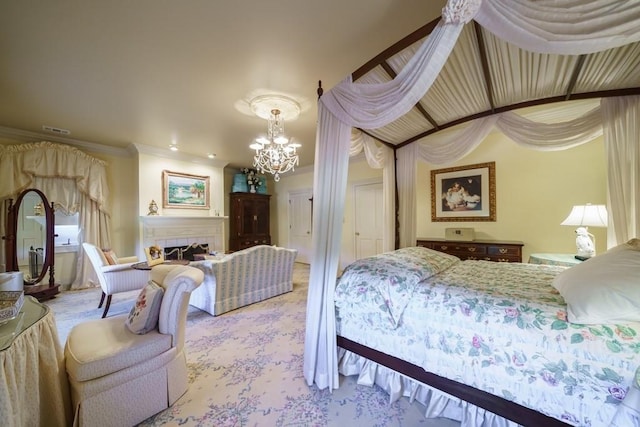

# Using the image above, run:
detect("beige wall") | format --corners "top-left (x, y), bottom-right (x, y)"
top-left (272, 134), bottom-right (607, 268)
top-left (136, 151), bottom-right (227, 255)
top-left (273, 158), bottom-right (384, 269)
top-left (417, 133), bottom-right (607, 260)
top-left (2, 133), bottom-right (608, 268)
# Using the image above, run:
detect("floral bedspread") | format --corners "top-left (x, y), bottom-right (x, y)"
top-left (335, 247), bottom-right (460, 328)
top-left (335, 255), bottom-right (640, 426)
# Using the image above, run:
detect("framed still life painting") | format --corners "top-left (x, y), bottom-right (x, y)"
top-left (431, 161), bottom-right (496, 222)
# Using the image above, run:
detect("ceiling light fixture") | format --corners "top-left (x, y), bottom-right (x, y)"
top-left (169, 144), bottom-right (178, 152)
top-left (208, 153), bottom-right (216, 159)
top-left (248, 95), bottom-right (301, 182)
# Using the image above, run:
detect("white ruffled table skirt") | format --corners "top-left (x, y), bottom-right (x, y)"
top-left (0, 302), bottom-right (72, 427)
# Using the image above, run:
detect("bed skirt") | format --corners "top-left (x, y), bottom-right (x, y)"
top-left (338, 347), bottom-right (518, 427)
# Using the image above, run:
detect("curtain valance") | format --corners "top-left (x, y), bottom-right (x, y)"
top-left (0, 141), bottom-right (109, 214)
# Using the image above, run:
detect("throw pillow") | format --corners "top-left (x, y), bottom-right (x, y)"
top-left (125, 281), bottom-right (164, 334)
top-left (552, 239), bottom-right (640, 324)
top-left (102, 249), bottom-right (119, 265)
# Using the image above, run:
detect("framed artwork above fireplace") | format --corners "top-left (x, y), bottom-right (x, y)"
top-left (162, 170), bottom-right (210, 209)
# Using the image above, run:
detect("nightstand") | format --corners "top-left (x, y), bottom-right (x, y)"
top-left (528, 253), bottom-right (583, 267)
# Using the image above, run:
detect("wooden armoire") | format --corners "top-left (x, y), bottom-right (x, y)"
top-left (229, 193), bottom-right (271, 251)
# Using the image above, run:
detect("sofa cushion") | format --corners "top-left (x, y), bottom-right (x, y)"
top-left (102, 249), bottom-right (118, 265)
top-left (65, 314), bottom-right (172, 382)
top-left (125, 281), bottom-right (164, 334)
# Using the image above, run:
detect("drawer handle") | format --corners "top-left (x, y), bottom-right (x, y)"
top-left (468, 247), bottom-right (476, 252)
top-left (499, 248), bottom-right (508, 254)
top-left (440, 245), bottom-right (448, 250)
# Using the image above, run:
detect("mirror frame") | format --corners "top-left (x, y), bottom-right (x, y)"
top-left (5, 188), bottom-right (56, 288)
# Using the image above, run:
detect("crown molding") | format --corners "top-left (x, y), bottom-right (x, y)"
top-left (0, 126), bottom-right (229, 167)
top-left (0, 125), bottom-right (130, 157)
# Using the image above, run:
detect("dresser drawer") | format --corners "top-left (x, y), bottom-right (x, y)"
top-left (417, 239), bottom-right (523, 263)
top-left (487, 245), bottom-right (521, 257)
top-left (434, 242), bottom-right (487, 256)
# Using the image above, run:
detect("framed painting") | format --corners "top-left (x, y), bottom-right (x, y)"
top-left (431, 161), bottom-right (496, 222)
top-left (162, 170), bottom-right (210, 209)
top-left (144, 245), bottom-right (164, 266)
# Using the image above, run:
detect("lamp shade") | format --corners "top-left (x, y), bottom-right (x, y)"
top-left (561, 204), bottom-right (608, 227)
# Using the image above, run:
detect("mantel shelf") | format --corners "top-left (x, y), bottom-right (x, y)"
top-left (139, 215), bottom-right (228, 222)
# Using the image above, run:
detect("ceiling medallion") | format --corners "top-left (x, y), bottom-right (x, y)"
top-left (249, 95), bottom-right (301, 121)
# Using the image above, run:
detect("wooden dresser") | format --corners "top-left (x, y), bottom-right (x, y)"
top-left (229, 193), bottom-right (271, 251)
top-left (416, 238), bottom-right (524, 262)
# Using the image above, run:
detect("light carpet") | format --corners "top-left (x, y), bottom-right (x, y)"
top-left (45, 263), bottom-right (460, 427)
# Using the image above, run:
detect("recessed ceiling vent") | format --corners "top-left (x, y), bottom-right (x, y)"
top-left (42, 125), bottom-right (70, 135)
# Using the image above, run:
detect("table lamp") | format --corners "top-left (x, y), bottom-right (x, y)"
top-left (560, 204), bottom-right (608, 260)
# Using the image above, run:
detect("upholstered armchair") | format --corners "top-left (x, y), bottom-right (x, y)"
top-left (82, 242), bottom-right (149, 317)
top-left (65, 264), bottom-right (205, 427)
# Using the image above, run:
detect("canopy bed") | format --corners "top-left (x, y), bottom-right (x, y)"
top-left (304, 0), bottom-right (640, 426)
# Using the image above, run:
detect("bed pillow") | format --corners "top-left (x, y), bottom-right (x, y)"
top-left (125, 281), bottom-right (164, 334)
top-left (552, 238), bottom-right (640, 324)
top-left (335, 247), bottom-right (460, 329)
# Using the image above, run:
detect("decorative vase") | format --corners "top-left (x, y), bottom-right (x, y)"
top-left (250, 184), bottom-right (256, 193)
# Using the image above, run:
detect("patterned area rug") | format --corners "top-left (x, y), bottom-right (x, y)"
top-left (45, 263), bottom-right (459, 427)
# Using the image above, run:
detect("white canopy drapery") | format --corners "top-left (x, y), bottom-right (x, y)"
top-left (0, 141), bottom-right (112, 289)
top-left (304, 0), bottom-right (640, 398)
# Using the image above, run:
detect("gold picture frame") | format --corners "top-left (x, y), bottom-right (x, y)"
top-left (431, 161), bottom-right (496, 222)
top-left (144, 245), bottom-right (164, 266)
top-left (162, 170), bottom-right (210, 209)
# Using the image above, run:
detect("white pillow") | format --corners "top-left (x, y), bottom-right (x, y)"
top-left (552, 239), bottom-right (640, 324)
top-left (125, 281), bottom-right (164, 334)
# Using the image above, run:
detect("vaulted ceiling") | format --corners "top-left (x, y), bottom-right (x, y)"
top-left (1, 1), bottom-right (639, 169)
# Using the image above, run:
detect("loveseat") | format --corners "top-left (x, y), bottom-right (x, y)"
top-left (189, 245), bottom-right (297, 316)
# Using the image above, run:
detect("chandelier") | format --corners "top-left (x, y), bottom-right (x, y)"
top-left (249, 107), bottom-right (300, 182)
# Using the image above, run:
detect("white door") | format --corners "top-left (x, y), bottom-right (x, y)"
top-left (288, 189), bottom-right (313, 263)
top-left (354, 182), bottom-right (383, 260)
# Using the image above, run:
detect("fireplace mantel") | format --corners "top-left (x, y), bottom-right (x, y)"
top-left (139, 215), bottom-right (227, 255)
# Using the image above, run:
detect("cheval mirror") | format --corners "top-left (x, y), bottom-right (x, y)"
top-left (3, 188), bottom-right (59, 300)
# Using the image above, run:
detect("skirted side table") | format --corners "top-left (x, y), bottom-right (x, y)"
top-left (0, 296), bottom-right (72, 427)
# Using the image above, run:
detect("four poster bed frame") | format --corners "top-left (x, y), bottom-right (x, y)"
top-left (315, 3), bottom-right (640, 426)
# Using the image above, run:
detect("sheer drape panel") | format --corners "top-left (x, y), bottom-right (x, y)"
top-left (496, 109), bottom-right (603, 150)
top-left (396, 145), bottom-right (418, 249)
top-left (322, 22), bottom-right (464, 129)
top-left (601, 96), bottom-right (640, 246)
top-left (303, 103), bottom-right (351, 390)
top-left (416, 116), bottom-right (496, 165)
top-left (475, 0), bottom-right (640, 55)
top-left (305, 7), bottom-right (471, 390)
